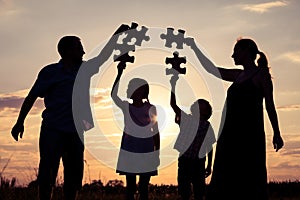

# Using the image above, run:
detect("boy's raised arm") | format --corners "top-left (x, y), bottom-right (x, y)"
top-left (170, 75), bottom-right (181, 123)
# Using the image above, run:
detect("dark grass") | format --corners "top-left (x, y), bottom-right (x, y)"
top-left (1, 178), bottom-right (300, 200)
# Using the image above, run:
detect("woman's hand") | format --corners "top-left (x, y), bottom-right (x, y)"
top-left (184, 37), bottom-right (197, 50)
top-left (273, 134), bottom-right (284, 152)
top-left (205, 167), bottom-right (212, 178)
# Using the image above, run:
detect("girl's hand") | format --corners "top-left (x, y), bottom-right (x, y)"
top-left (117, 62), bottom-right (126, 74)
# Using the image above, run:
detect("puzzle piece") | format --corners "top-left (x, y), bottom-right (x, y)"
top-left (113, 23), bottom-right (136, 67)
top-left (113, 42), bottom-right (135, 62)
top-left (165, 51), bottom-right (187, 75)
top-left (160, 28), bottom-right (186, 49)
top-left (114, 53), bottom-right (135, 70)
top-left (113, 22), bottom-right (150, 68)
top-left (122, 22), bottom-right (150, 46)
top-left (113, 43), bottom-right (135, 69)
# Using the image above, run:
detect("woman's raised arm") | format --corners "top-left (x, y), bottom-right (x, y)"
top-left (185, 38), bottom-right (241, 82)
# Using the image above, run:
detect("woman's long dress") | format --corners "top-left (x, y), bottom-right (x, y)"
top-left (207, 71), bottom-right (268, 199)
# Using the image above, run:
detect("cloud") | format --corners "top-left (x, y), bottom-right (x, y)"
top-left (0, 90), bottom-right (44, 117)
top-left (279, 137), bottom-right (300, 157)
top-left (0, 143), bottom-right (37, 153)
top-left (276, 104), bottom-right (300, 111)
top-left (0, 96), bottom-right (23, 111)
top-left (273, 162), bottom-right (300, 169)
top-left (280, 51), bottom-right (300, 63)
top-left (0, 0), bottom-right (20, 16)
top-left (92, 87), bottom-right (113, 110)
top-left (281, 149), bottom-right (300, 157)
top-left (241, 1), bottom-right (288, 13)
top-left (0, 95), bottom-right (44, 114)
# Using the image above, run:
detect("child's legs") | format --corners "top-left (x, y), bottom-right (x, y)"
top-left (126, 175), bottom-right (137, 200)
top-left (177, 157), bottom-right (191, 200)
top-left (138, 175), bottom-right (151, 200)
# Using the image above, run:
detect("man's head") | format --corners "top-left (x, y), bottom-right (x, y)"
top-left (57, 36), bottom-right (85, 62)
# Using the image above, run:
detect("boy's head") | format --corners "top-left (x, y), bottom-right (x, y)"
top-left (190, 99), bottom-right (212, 120)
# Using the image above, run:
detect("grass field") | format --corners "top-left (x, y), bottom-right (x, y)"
top-left (1, 177), bottom-right (300, 200)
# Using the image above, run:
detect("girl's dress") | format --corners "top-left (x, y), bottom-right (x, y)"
top-left (116, 101), bottom-right (159, 176)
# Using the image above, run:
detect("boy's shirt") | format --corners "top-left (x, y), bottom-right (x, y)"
top-left (174, 111), bottom-right (216, 159)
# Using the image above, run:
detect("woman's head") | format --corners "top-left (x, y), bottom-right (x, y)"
top-left (190, 99), bottom-right (212, 120)
top-left (232, 38), bottom-right (269, 69)
top-left (127, 78), bottom-right (149, 101)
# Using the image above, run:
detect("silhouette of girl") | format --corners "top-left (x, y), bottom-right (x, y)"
top-left (186, 38), bottom-right (284, 199)
top-left (111, 63), bottom-right (160, 200)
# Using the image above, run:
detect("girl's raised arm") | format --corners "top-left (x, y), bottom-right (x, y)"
top-left (111, 63), bottom-right (126, 108)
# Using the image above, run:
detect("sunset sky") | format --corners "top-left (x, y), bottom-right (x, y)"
top-left (0, 0), bottom-right (300, 186)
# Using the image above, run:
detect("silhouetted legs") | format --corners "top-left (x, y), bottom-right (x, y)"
top-left (138, 175), bottom-right (151, 200)
top-left (126, 175), bottom-right (137, 200)
top-left (178, 156), bottom-right (205, 200)
top-left (126, 175), bottom-right (151, 200)
top-left (37, 127), bottom-right (84, 200)
top-left (62, 133), bottom-right (84, 200)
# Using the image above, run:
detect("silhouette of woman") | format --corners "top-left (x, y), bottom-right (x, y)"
top-left (111, 63), bottom-right (160, 200)
top-left (186, 38), bottom-right (284, 199)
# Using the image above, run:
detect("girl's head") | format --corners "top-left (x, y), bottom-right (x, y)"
top-left (127, 78), bottom-right (149, 101)
top-left (232, 38), bottom-right (269, 70)
top-left (190, 99), bottom-right (212, 120)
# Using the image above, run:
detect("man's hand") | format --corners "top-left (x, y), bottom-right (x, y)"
top-left (11, 123), bottom-right (24, 141)
top-left (101, 24), bottom-right (130, 62)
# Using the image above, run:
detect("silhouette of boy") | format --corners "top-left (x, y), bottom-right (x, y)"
top-left (170, 75), bottom-right (215, 200)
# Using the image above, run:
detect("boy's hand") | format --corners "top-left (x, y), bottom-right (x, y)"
top-left (170, 75), bottom-right (179, 85)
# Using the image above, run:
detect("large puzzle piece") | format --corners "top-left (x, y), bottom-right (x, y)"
top-left (165, 51), bottom-right (187, 75)
top-left (113, 42), bottom-right (135, 63)
top-left (122, 22), bottom-right (150, 46)
top-left (113, 22), bottom-right (150, 68)
top-left (160, 28), bottom-right (186, 49)
top-left (115, 53), bottom-right (135, 70)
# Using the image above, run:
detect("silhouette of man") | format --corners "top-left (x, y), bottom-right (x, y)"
top-left (11, 25), bottom-right (129, 200)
